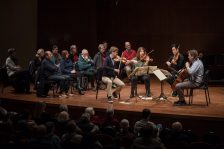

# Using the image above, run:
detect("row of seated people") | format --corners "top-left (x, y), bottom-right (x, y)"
top-left (0, 104), bottom-right (223, 149)
top-left (4, 41), bottom-right (138, 99)
top-left (4, 41), bottom-right (205, 106)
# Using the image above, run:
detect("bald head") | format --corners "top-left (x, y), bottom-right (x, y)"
top-left (172, 121), bottom-right (183, 132)
top-left (45, 51), bottom-right (52, 60)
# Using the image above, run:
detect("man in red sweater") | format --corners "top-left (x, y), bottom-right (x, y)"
top-left (122, 41), bottom-right (136, 77)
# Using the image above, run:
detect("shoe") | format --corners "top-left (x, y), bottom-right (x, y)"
top-left (59, 94), bottom-right (68, 98)
top-left (67, 93), bottom-right (74, 97)
top-left (112, 92), bottom-right (118, 99)
top-left (78, 89), bottom-right (85, 95)
top-left (108, 96), bottom-right (113, 103)
top-left (25, 91), bottom-right (32, 94)
top-left (145, 90), bottom-right (151, 97)
top-left (172, 91), bottom-right (178, 97)
top-left (130, 94), bottom-right (135, 98)
top-left (173, 100), bottom-right (187, 106)
top-left (37, 94), bottom-right (47, 98)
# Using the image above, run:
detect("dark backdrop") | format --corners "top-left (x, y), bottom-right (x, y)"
top-left (38, 0), bottom-right (224, 68)
top-left (1, 0), bottom-right (223, 79)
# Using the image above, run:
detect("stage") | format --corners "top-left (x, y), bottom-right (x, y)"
top-left (1, 76), bottom-right (224, 137)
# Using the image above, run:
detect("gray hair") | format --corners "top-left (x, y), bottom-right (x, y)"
top-left (85, 107), bottom-right (95, 116)
top-left (70, 45), bottom-right (77, 50)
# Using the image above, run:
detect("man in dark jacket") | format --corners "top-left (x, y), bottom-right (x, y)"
top-left (93, 44), bottom-right (106, 69)
top-left (37, 51), bottom-right (69, 97)
top-left (102, 46), bottom-right (125, 103)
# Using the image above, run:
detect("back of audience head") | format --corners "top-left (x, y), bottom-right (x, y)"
top-left (142, 108), bottom-right (151, 120)
top-left (66, 120), bottom-right (77, 132)
top-left (59, 104), bottom-right (68, 112)
top-left (57, 111), bottom-right (70, 122)
top-left (79, 113), bottom-right (90, 123)
top-left (140, 123), bottom-right (154, 138)
top-left (172, 121), bottom-right (183, 132)
top-left (36, 124), bottom-right (47, 137)
top-left (120, 119), bottom-right (129, 132)
top-left (84, 107), bottom-right (95, 116)
top-left (45, 121), bottom-right (55, 135)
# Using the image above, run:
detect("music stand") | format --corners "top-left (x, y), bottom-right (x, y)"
top-left (126, 66), bottom-right (157, 102)
top-left (153, 69), bottom-right (169, 101)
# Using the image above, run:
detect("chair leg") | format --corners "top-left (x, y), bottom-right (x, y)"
top-left (207, 88), bottom-right (211, 104)
top-left (96, 81), bottom-right (100, 100)
top-left (189, 89), bottom-right (192, 104)
top-left (96, 85), bottom-right (99, 100)
top-left (1, 86), bottom-right (4, 94)
top-left (205, 89), bottom-right (209, 106)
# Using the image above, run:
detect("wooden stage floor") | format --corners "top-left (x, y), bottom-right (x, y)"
top-left (1, 76), bottom-right (224, 119)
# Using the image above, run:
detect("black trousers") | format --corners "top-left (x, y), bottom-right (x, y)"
top-left (131, 74), bottom-right (150, 92)
top-left (10, 70), bottom-right (30, 93)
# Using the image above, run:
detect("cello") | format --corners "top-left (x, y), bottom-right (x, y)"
top-left (171, 68), bottom-right (189, 90)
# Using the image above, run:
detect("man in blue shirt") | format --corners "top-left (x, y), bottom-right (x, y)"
top-left (174, 49), bottom-right (204, 106)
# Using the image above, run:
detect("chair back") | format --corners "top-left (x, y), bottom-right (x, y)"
top-left (203, 70), bottom-right (210, 87)
top-left (96, 67), bottom-right (104, 82)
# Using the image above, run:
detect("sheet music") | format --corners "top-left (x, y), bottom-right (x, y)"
top-left (128, 66), bottom-right (158, 78)
top-left (153, 69), bottom-right (167, 81)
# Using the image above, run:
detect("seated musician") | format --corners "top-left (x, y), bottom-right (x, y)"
top-left (77, 49), bottom-right (96, 90)
top-left (102, 46), bottom-right (125, 103)
top-left (174, 49), bottom-right (204, 106)
top-left (121, 41), bottom-right (137, 78)
top-left (37, 51), bottom-right (70, 97)
top-left (60, 50), bottom-right (85, 95)
top-left (166, 44), bottom-right (185, 96)
top-left (129, 47), bottom-right (153, 98)
top-left (5, 48), bottom-right (30, 93)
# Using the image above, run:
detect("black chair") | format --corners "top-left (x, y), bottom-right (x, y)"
top-left (95, 67), bottom-right (120, 100)
top-left (0, 67), bottom-right (14, 94)
top-left (96, 67), bottom-right (104, 100)
top-left (74, 62), bottom-right (88, 91)
top-left (189, 70), bottom-right (211, 106)
top-left (36, 67), bottom-right (58, 97)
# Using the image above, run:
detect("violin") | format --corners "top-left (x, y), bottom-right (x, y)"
top-left (171, 53), bottom-right (180, 65)
top-left (113, 55), bottom-right (127, 63)
top-left (139, 49), bottom-right (154, 62)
